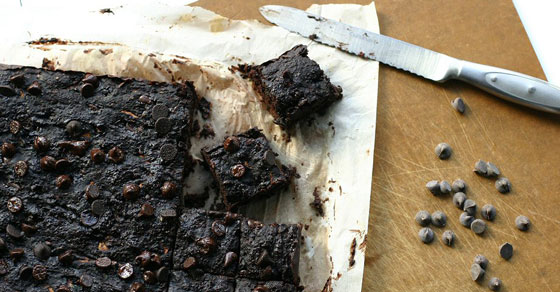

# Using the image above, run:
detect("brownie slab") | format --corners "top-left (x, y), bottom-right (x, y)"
top-left (173, 208), bottom-right (241, 276)
top-left (235, 278), bottom-right (298, 292)
top-left (237, 45), bottom-right (342, 129)
top-left (168, 271), bottom-right (235, 292)
top-left (239, 219), bottom-right (301, 284)
top-left (201, 128), bottom-right (291, 208)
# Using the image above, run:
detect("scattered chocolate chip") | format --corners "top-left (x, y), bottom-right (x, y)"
top-left (10, 248), bottom-right (25, 259)
top-left (499, 242), bottom-right (513, 260)
top-left (439, 180), bottom-right (452, 194)
top-left (55, 158), bottom-right (71, 171)
top-left (108, 146), bottom-right (125, 163)
top-left (0, 85), bottom-right (16, 96)
top-left (488, 277), bottom-right (502, 291)
top-left (27, 81), bottom-right (42, 95)
top-left (431, 211), bottom-right (447, 227)
top-left (21, 223), bottom-right (37, 235)
top-left (481, 204), bottom-right (497, 221)
top-left (139, 203), bottom-right (155, 217)
top-left (9, 120), bottom-right (21, 134)
top-left (196, 237), bottom-right (217, 254)
top-left (123, 184), bottom-right (140, 200)
top-left (471, 219), bottom-right (486, 235)
top-left (418, 227), bottom-right (434, 244)
top-left (32, 264), bottom-right (47, 281)
top-left (231, 164), bottom-right (245, 178)
top-left (152, 104), bottom-right (169, 120)
top-left (459, 212), bottom-right (475, 228)
top-left (160, 144), bottom-right (177, 162)
top-left (463, 199), bottom-right (477, 215)
top-left (486, 162), bottom-right (500, 177)
top-left (33, 242), bottom-right (51, 260)
top-left (223, 136), bottom-right (240, 152)
top-left (155, 117), bottom-right (173, 134)
top-left (56, 285), bottom-right (72, 292)
top-left (9, 73), bottom-right (25, 86)
top-left (515, 215), bottom-right (530, 231)
top-left (156, 266), bottom-right (169, 282)
top-left (79, 274), bottom-right (93, 287)
top-left (118, 263), bottom-right (134, 279)
top-left (66, 121), bottom-right (82, 137)
top-left (135, 251), bottom-right (151, 267)
top-left (56, 175), bottom-right (72, 189)
top-left (95, 257), bottom-right (112, 268)
top-left (14, 160), bottom-right (28, 177)
top-left (224, 251), bottom-right (238, 268)
top-left (7, 196), bottom-right (23, 213)
top-left (58, 140), bottom-right (90, 156)
top-left (33, 136), bottom-right (50, 152)
top-left (426, 180), bottom-right (440, 196)
top-left (452, 179), bottom-right (467, 193)
top-left (143, 270), bottom-right (157, 284)
top-left (40, 156), bottom-right (56, 170)
top-left (85, 182), bottom-right (100, 200)
top-left (90, 148), bottom-right (105, 163)
top-left (1, 142), bottom-right (16, 158)
top-left (138, 95), bottom-right (152, 104)
top-left (82, 73), bottom-right (99, 87)
top-left (91, 200), bottom-right (106, 216)
top-left (256, 250), bottom-right (273, 266)
top-left (160, 208), bottom-right (177, 220)
top-left (80, 83), bottom-right (95, 97)
top-left (434, 143), bottom-right (452, 159)
top-left (473, 159), bottom-right (488, 176)
top-left (211, 220), bottom-right (227, 237)
top-left (80, 211), bottom-right (98, 227)
top-left (453, 193), bottom-right (467, 210)
top-left (19, 265), bottom-right (33, 280)
top-left (495, 177), bottom-right (511, 194)
top-left (474, 254), bottom-right (489, 269)
top-left (415, 210), bottom-right (431, 227)
top-left (451, 97), bottom-right (466, 113)
top-left (6, 224), bottom-right (23, 238)
top-left (0, 260), bottom-right (8, 275)
top-left (161, 181), bottom-right (177, 199)
top-left (470, 263), bottom-right (485, 282)
top-left (182, 257), bottom-right (197, 270)
top-left (442, 230), bottom-right (455, 246)
top-left (130, 282), bottom-right (145, 292)
top-left (58, 250), bottom-right (74, 265)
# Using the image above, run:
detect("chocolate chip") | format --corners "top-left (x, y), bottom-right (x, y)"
top-left (156, 266), bottom-right (169, 282)
top-left (40, 156), bottom-right (56, 171)
top-left (160, 208), bottom-right (177, 220)
top-left (27, 81), bottom-right (42, 95)
top-left (123, 184), bottom-right (140, 200)
top-left (196, 237), bottom-right (216, 254)
top-left (95, 257), bottom-right (112, 268)
top-left (1, 142), bottom-right (16, 158)
top-left (224, 251), bottom-right (238, 268)
top-left (470, 263), bottom-right (485, 282)
top-left (223, 136), bottom-right (240, 152)
top-left (463, 199), bottom-right (477, 215)
top-left (143, 271), bottom-right (157, 284)
top-left (0, 85), bottom-right (16, 96)
top-left (231, 164), bottom-right (245, 178)
top-left (0, 238), bottom-right (5, 250)
top-left (499, 242), bottom-right (513, 260)
top-left (261, 266), bottom-right (273, 279)
top-left (459, 212), bottom-right (475, 227)
top-left (253, 286), bottom-right (270, 292)
top-left (161, 181), bottom-right (177, 199)
top-left (414, 210), bottom-right (431, 227)
top-left (452, 179), bottom-right (467, 193)
top-left (58, 140), bottom-right (90, 156)
top-left (80, 83), bottom-right (95, 97)
top-left (224, 212), bottom-right (239, 225)
top-left (155, 117), bottom-right (173, 134)
top-left (451, 97), bottom-right (466, 113)
top-left (431, 211), bottom-right (447, 227)
top-left (10, 248), bottom-right (25, 259)
top-left (481, 204), bottom-right (497, 221)
top-left (32, 265), bottom-right (47, 281)
top-left (139, 203), bottom-right (155, 217)
top-left (452, 192), bottom-right (467, 209)
top-left (182, 257), bottom-right (197, 270)
top-left (486, 162), bottom-right (500, 177)
top-left (442, 230), bottom-right (455, 246)
top-left (118, 263), bottom-right (134, 279)
top-left (14, 160), bottom-right (28, 177)
top-left (56, 285), bottom-right (72, 292)
top-left (33, 242), bottom-right (51, 260)
top-left (33, 136), bottom-right (50, 152)
top-left (108, 146), bottom-right (125, 163)
top-left (152, 104), bottom-right (169, 120)
top-left (439, 180), bottom-right (452, 194)
top-left (138, 95), bottom-right (152, 104)
top-left (0, 260), bottom-right (8, 275)
top-left (66, 121), bottom-right (82, 137)
top-left (434, 143), bottom-right (452, 159)
top-left (9, 73), bottom-right (25, 85)
top-left (470, 219), bottom-right (486, 235)
top-left (495, 177), bottom-right (511, 194)
top-left (55, 158), bottom-right (71, 171)
top-left (488, 277), bottom-right (502, 291)
top-left (474, 254), bottom-right (489, 269)
top-left (7, 196), bottom-right (23, 213)
top-left (426, 180), bottom-right (440, 196)
top-left (85, 182), bottom-right (100, 200)
top-left (79, 274), bottom-right (93, 287)
top-left (58, 250), bottom-right (74, 265)
top-left (56, 175), bottom-right (72, 189)
top-left (256, 250), bottom-right (272, 266)
top-left (473, 159), bottom-right (488, 176)
top-left (91, 200), bottom-right (105, 216)
top-left (19, 265), bottom-right (33, 280)
top-left (82, 74), bottom-right (99, 87)
top-left (80, 211), bottom-right (98, 227)
top-left (515, 215), bottom-right (530, 231)
top-left (264, 150), bottom-right (276, 165)
top-left (419, 228), bottom-right (435, 244)
top-left (160, 144), bottom-right (177, 162)
top-left (21, 223), bottom-right (37, 235)
top-left (90, 148), bottom-right (105, 163)
top-left (6, 224), bottom-right (23, 238)
top-left (9, 120), bottom-right (21, 134)
top-left (212, 220), bottom-right (226, 237)
top-left (130, 282), bottom-right (145, 292)
top-left (135, 251), bottom-right (151, 267)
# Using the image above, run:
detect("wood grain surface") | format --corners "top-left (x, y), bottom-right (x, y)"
top-left (195, 0), bottom-right (560, 291)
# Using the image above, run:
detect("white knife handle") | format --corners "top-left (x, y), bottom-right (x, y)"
top-left (456, 61), bottom-right (560, 113)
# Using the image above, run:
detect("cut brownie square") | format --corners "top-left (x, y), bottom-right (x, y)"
top-left (239, 219), bottom-right (301, 284)
top-left (173, 208), bottom-right (241, 276)
top-left (168, 271), bottom-right (235, 292)
top-left (201, 128), bottom-right (292, 208)
top-left (237, 44), bottom-right (342, 129)
top-left (235, 278), bottom-right (298, 292)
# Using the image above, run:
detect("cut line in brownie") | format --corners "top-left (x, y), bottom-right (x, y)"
top-left (168, 270), bottom-right (235, 292)
top-left (236, 45), bottom-right (343, 129)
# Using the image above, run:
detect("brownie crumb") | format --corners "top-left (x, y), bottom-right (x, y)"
top-left (99, 8), bottom-right (114, 14)
top-left (198, 97), bottom-right (212, 120)
top-left (310, 188), bottom-right (324, 217)
top-left (349, 238), bottom-right (357, 268)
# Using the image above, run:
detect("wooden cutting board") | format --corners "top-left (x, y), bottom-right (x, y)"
top-left (196, 1), bottom-right (560, 291)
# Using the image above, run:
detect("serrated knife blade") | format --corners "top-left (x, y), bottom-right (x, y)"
top-left (259, 5), bottom-right (560, 114)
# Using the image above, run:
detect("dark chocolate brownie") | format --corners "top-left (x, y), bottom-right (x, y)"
top-left (237, 45), bottom-right (342, 129)
top-left (0, 65), bottom-right (197, 290)
top-left (173, 208), bottom-right (241, 276)
top-left (235, 278), bottom-right (297, 292)
top-left (201, 128), bottom-right (291, 208)
top-left (168, 271), bottom-right (235, 292)
top-left (239, 219), bottom-right (301, 285)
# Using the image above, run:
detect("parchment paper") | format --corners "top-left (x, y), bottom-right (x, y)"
top-left (0, 1), bottom-right (379, 291)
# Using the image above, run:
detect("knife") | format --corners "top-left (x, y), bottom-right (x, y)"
top-left (259, 5), bottom-right (560, 114)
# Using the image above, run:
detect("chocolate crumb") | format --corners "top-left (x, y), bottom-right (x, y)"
top-left (310, 188), bottom-right (324, 217)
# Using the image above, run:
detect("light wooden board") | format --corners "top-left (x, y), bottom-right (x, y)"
top-left (196, 0), bottom-right (559, 291)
